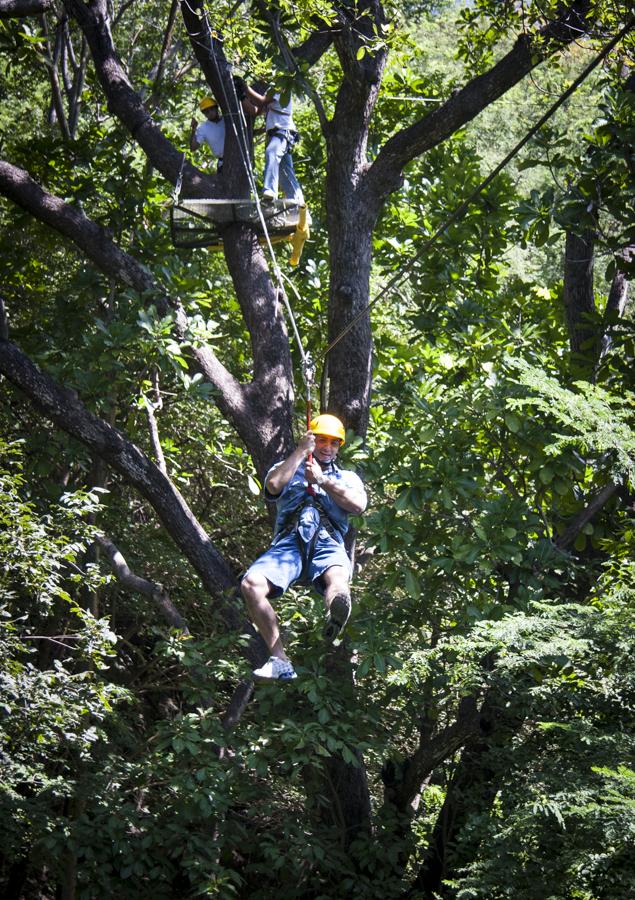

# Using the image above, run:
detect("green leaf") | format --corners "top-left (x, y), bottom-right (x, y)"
top-left (404, 568), bottom-right (421, 599)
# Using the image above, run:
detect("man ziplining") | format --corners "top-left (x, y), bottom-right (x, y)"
top-left (241, 415), bottom-right (367, 681)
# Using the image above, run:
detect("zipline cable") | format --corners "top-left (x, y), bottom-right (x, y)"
top-left (184, 3), bottom-right (317, 403)
top-left (225, 70), bottom-right (316, 391)
top-left (320, 16), bottom-right (635, 374)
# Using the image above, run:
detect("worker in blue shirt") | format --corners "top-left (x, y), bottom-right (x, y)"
top-left (242, 415), bottom-right (367, 681)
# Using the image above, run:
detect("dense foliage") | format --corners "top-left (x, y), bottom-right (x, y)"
top-left (0, 0), bottom-right (634, 898)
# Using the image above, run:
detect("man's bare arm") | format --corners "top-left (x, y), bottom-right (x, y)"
top-left (189, 117), bottom-right (200, 151)
top-left (305, 457), bottom-right (367, 514)
top-left (265, 432), bottom-right (314, 495)
top-left (321, 478), bottom-right (366, 515)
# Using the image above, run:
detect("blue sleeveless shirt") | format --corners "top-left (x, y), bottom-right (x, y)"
top-left (265, 460), bottom-right (366, 544)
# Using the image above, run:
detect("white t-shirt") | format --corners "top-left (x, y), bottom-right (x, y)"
top-left (195, 119), bottom-right (225, 158)
top-left (265, 94), bottom-right (295, 133)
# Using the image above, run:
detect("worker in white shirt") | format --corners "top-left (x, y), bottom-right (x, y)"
top-left (247, 89), bottom-right (304, 203)
top-left (190, 96), bottom-right (225, 172)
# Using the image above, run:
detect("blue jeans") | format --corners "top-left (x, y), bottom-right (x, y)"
top-left (263, 131), bottom-right (304, 203)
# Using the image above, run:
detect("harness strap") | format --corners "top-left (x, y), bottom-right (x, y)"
top-left (266, 127), bottom-right (299, 149)
top-left (276, 492), bottom-right (342, 542)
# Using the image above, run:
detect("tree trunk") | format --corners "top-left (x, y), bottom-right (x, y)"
top-left (325, 196), bottom-right (374, 435)
top-left (408, 691), bottom-right (523, 898)
top-left (563, 228), bottom-right (597, 359)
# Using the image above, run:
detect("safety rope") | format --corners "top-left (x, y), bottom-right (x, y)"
top-left (172, 151), bottom-right (186, 205)
top-left (184, 2), bottom-right (317, 432)
top-left (224, 70), bottom-right (316, 392)
top-left (319, 16), bottom-right (635, 370)
top-left (195, 11), bottom-right (316, 405)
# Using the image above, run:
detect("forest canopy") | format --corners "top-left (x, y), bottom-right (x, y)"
top-left (0, 0), bottom-right (634, 897)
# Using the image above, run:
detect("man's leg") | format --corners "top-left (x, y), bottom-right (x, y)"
top-left (279, 150), bottom-right (304, 203)
top-left (321, 566), bottom-right (351, 642)
top-left (263, 134), bottom-right (286, 198)
top-left (241, 570), bottom-right (290, 662)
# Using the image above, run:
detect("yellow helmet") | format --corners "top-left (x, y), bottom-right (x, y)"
top-left (309, 414), bottom-right (346, 445)
top-left (199, 96), bottom-right (218, 112)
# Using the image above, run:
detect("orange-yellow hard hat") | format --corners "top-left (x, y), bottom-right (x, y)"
top-left (199, 96), bottom-right (218, 111)
top-left (309, 414), bottom-right (346, 444)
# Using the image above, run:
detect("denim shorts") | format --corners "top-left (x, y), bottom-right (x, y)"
top-left (243, 529), bottom-right (351, 596)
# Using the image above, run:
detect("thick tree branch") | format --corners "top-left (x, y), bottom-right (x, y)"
top-left (0, 159), bottom-right (260, 447)
top-left (179, 0), bottom-right (234, 107)
top-left (606, 267), bottom-right (630, 318)
top-left (43, 14), bottom-right (72, 140)
top-left (0, 334), bottom-right (273, 675)
top-left (330, 0), bottom-right (387, 150)
top-left (408, 691), bottom-right (523, 898)
top-left (555, 481), bottom-right (619, 551)
top-left (143, 394), bottom-right (167, 475)
top-left (0, 337), bottom-right (240, 603)
top-left (382, 695), bottom-right (481, 818)
top-left (0, 296), bottom-right (8, 340)
top-left (0, 159), bottom-right (155, 291)
top-left (563, 226), bottom-right (597, 356)
top-left (67, 32), bottom-right (88, 137)
top-left (0, 0), bottom-right (50, 16)
top-left (147, 0), bottom-right (179, 106)
top-left (365, 1), bottom-right (594, 205)
top-left (598, 248), bottom-right (632, 365)
top-left (96, 534), bottom-right (190, 632)
top-left (62, 0), bottom-right (213, 198)
top-left (293, 25), bottom-right (335, 67)
top-left (221, 680), bottom-right (254, 731)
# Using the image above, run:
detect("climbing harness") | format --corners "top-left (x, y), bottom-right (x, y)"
top-left (274, 466), bottom-right (345, 583)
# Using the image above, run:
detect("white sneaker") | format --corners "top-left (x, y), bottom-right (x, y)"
top-left (262, 189), bottom-right (275, 202)
top-left (253, 656), bottom-right (297, 681)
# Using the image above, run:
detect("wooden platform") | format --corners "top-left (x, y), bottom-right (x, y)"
top-left (170, 198), bottom-right (303, 250)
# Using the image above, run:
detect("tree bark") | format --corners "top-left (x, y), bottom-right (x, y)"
top-left (322, 0), bottom-right (387, 432)
top-left (598, 251), bottom-right (632, 364)
top-left (407, 691), bottom-right (523, 898)
top-left (555, 481), bottom-right (619, 551)
top-left (382, 695), bottom-right (481, 820)
top-left (563, 228), bottom-right (597, 356)
top-left (301, 642), bottom-right (372, 846)
top-left (96, 535), bottom-right (190, 632)
top-left (0, 339), bottom-right (237, 602)
top-left (0, 0), bottom-right (50, 16)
